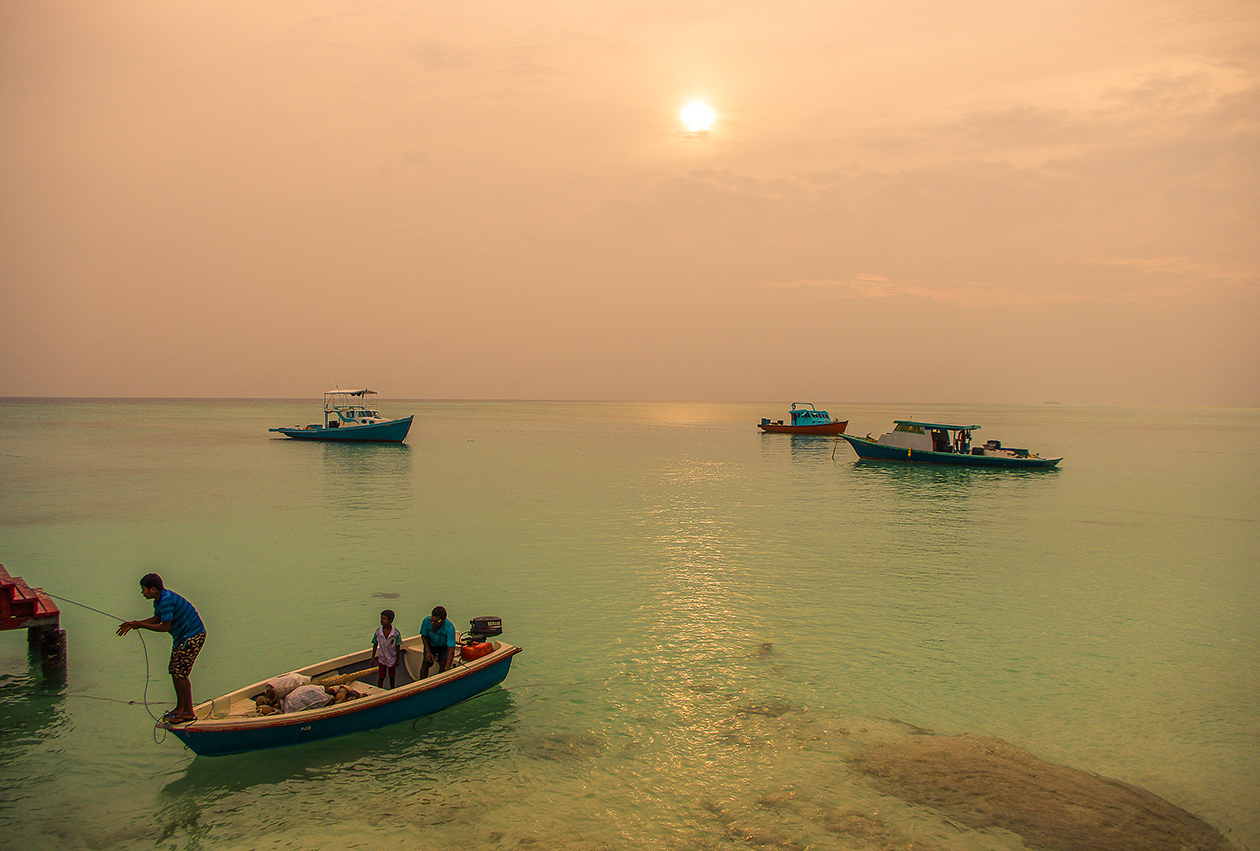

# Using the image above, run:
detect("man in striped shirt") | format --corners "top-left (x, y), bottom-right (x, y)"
top-left (117, 573), bottom-right (207, 724)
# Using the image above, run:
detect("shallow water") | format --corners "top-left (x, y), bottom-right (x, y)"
top-left (1, 399), bottom-right (1257, 849)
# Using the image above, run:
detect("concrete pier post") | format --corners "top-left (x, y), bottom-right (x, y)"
top-left (30, 624), bottom-right (68, 674)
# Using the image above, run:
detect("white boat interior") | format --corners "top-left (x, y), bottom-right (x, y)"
top-left (194, 634), bottom-right (500, 722)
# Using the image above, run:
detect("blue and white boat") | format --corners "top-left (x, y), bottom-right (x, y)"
top-left (758, 402), bottom-right (849, 435)
top-left (159, 625), bottom-right (520, 756)
top-left (270, 389), bottom-right (413, 443)
top-left (838, 420), bottom-right (1062, 468)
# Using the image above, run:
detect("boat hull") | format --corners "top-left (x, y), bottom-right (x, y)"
top-left (838, 434), bottom-right (1061, 468)
top-left (758, 420), bottom-right (848, 435)
top-left (162, 642), bottom-right (519, 756)
top-left (270, 415), bottom-right (414, 443)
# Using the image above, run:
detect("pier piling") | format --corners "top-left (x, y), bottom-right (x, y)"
top-left (1, 564), bottom-right (66, 674)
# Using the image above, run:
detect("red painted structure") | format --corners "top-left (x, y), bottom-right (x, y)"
top-left (1, 565), bottom-right (60, 628)
top-left (1, 564), bottom-right (66, 673)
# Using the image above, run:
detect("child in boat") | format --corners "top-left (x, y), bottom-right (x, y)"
top-left (419, 605), bottom-right (456, 678)
top-left (372, 609), bottom-right (403, 689)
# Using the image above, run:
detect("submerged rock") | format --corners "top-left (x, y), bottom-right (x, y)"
top-left (849, 734), bottom-right (1236, 851)
top-left (736, 700), bottom-right (796, 718)
top-left (520, 731), bottom-right (605, 762)
top-left (756, 788), bottom-right (950, 851)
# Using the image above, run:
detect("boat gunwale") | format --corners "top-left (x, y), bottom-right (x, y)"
top-left (758, 419), bottom-right (849, 434)
top-left (269, 414), bottom-right (414, 434)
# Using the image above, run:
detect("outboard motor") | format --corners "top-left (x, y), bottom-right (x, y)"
top-left (459, 616), bottom-right (502, 661)
top-left (465, 616), bottom-right (502, 641)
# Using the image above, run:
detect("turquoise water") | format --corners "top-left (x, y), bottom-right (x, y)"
top-left (1, 399), bottom-right (1257, 850)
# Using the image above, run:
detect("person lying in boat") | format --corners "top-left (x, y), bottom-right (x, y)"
top-left (254, 682), bottom-right (363, 715)
top-left (255, 671), bottom-right (310, 709)
top-left (419, 605), bottom-right (456, 678)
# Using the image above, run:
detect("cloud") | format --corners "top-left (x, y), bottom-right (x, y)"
top-left (762, 275), bottom-right (1106, 308)
top-left (1, 0), bottom-right (1257, 403)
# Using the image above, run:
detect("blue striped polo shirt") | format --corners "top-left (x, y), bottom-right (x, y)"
top-left (154, 589), bottom-right (206, 646)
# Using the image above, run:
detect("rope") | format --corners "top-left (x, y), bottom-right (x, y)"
top-left (43, 592), bottom-right (169, 739)
top-left (43, 593), bottom-right (124, 622)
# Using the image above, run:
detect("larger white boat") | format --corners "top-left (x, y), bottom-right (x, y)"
top-left (838, 420), bottom-right (1062, 468)
top-left (270, 389), bottom-right (413, 443)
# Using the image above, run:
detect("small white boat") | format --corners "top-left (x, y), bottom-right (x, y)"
top-left (159, 619), bottom-right (519, 756)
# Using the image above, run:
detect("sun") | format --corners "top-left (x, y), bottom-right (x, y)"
top-left (680, 99), bottom-right (716, 133)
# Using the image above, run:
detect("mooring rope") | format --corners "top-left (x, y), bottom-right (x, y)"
top-left (43, 592), bottom-right (168, 739)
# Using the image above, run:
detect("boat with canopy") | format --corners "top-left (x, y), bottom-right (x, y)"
top-left (837, 420), bottom-right (1062, 468)
top-left (270, 389), bottom-right (413, 443)
top-left (757, 402), bottom-right (849, 435)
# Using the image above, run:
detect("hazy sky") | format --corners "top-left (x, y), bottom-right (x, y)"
top-left (3, 1), bottom-right (1257, 404)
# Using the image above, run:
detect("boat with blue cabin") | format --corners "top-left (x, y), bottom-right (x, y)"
top-left (270, 389), bottom-right (413, 443)
top-left (758, 402), bottom-right (849, 435)
top-left (838, 420), bottom-right (1062, 468)
top-left (158, 618), bottom-right (520, 756)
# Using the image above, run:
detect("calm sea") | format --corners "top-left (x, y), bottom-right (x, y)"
top-left (1, 399), bottom-right (1256, 850)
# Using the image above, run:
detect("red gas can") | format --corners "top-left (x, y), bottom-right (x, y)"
top-left (460, 642), bottom-right (493, 661)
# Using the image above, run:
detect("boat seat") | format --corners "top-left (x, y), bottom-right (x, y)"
top-left (350, 681), bottom-right (389, 696)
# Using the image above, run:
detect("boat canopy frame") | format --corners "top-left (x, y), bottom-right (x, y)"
top-left (893, 420), bottom-right (981, 433)
top-left (323, 388), bottom-right (378, 405)
top-left (323, 389), bottom-right (383, 425)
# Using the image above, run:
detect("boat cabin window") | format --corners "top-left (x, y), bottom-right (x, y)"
top-left (893, 423), bottom-right (924, 434)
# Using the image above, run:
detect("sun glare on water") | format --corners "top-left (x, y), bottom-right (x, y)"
top-left (680, 100), bottom-right (716, 132)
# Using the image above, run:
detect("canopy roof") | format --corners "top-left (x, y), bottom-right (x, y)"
top-left (895, 420), bottom-right (981, 431)
top-left (324, 388), bottom-right (376, 397)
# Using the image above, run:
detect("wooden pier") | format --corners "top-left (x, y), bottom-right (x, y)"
top-left (0, 565), bottom-right (66, 674)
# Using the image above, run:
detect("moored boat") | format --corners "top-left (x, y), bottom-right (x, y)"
top-left (270, 389), bottom-right (413, 443)
top-left (758, 403), bottom-right (848, 435)
top-left (838, 420), bottom-right (1062, 468)
top-left (158, 620), bottom-right (520, 756)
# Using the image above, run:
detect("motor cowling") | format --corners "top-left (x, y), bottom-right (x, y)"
top-left (462, 616), bottom-right (503, 644)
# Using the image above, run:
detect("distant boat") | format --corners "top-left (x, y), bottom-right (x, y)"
top-left (159, 620), bottom-right (520, 756)
top-left (270, 389), bottom-right (413, 443)
top-left (838, 420), bottom-right (1062, 468)
top-left (758, 403), bottom-right (849, 435)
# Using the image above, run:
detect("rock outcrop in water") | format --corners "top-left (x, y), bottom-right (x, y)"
top-left (849, 733), bottom-right (1236, 851)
